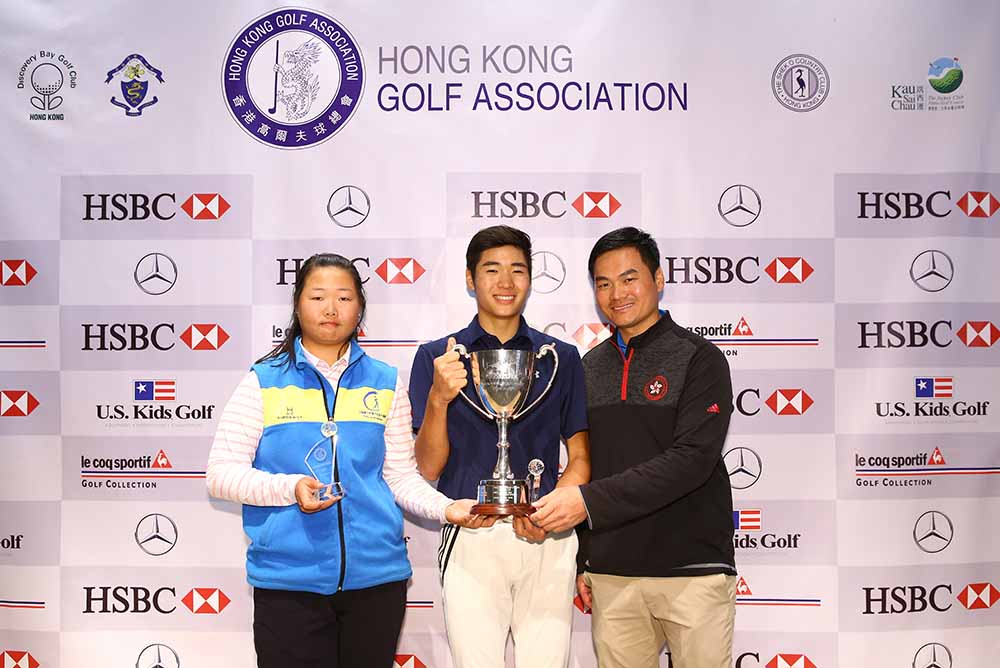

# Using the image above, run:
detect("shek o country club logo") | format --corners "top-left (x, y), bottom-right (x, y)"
top-left (222, 8), bottom-right (365, 149)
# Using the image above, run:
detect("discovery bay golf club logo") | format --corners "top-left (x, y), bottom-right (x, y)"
top-left (17, 49), bottom-right (78, 120)
top-left (223, 7), bottom-right (365, 149)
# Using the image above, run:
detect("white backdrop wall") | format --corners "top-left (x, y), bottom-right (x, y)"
top-left (2, 1), bottom-right (999, 667)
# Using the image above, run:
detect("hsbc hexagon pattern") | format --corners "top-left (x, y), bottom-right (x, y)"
top-left (2, 2), bottom-right (1000, 667)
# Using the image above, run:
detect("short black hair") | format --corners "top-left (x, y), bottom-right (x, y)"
top-left (466, 225), bottom-right (532, 275)
top-left (587, 227), bottom-right (660, 279)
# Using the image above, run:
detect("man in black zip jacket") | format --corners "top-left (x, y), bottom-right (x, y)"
top-left (531, 227), bottom-right (736, 668)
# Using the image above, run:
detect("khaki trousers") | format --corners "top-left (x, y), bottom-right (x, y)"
top-left (585, 572), bottom-right (736, 668)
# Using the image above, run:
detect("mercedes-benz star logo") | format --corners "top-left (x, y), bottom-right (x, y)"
top-left (531, 251), bottom-right (566, 294)
top-left (913, 642), bottom-right (952, 668)
top-left (912, 510), bottom-right (953, 554)
top-left (134, 252), bottom-right (178, 295)
top-left (136, 643), bottom-right (180, 668)
top-left (723, 447), bottom-right (762, 490)
top-left (327, 185), bottom-right (371, 228)
top-left (718, 185), bottom-right (762, 227)
top-left (135, 513), bottom-right (178, 556)
top-left (909, 250), bottom-right (954, 293)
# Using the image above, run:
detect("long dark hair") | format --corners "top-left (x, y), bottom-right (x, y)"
top-left (256, 253), bottom-right (367, 366)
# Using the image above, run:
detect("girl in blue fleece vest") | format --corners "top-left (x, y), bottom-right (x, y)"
top-left (207, 253), bottom-right (480, 667)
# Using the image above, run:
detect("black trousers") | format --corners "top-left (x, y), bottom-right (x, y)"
top-left (253, 580), bottom-right (407, 668)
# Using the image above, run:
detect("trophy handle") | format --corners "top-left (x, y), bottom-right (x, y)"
top-left (450, 343), bottom-right (496, 421)
top-left (512, 343), bottom-right (559, 420)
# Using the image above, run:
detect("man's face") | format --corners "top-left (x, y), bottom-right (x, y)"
top-left (592, 246), bottom-right (663, 335)
top-left (466, 245), bottom-right (531, 321)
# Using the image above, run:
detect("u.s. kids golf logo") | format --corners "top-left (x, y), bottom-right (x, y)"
top-left (222, 7), bottom-right (364, 149)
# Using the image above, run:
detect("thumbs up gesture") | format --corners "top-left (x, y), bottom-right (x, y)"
top-left (429, 337), bottom-right (469, 406)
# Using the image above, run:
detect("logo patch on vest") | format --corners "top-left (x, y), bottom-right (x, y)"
top-left (261, 386), bottom-right (328, 427)
top-left (644, 375), bottom-right (668, 401)
top-left (339, 387), bottom-right (393, 424)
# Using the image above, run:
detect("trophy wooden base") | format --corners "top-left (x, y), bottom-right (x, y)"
top-left (471, 502), bottom-right (536, 517)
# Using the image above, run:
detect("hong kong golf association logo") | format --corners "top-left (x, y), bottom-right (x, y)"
top-left (222, 7), bottom-right (365, 149)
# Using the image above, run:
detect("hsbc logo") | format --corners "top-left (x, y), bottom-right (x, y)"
top-left (81, 323), bottom-right (229, 351)
top-left (858, 319), bottom-right (1000, 349)
top-left (735, 654), bottom-right (816, 668)
top-left (276, 257), bottom-right (425, 286)
top-left (663, 256), bottom-right (813, 285)
top-left (180, 193), bottom-right (230, 220)
top-left (375, 258), bottom-right (426, 284)
top-left (0, 259), bottom-right (37, 286)
top-left (863, 581), bottom-right (1000, 614)
top-left (0, 651), bottom-right (39, 668)
top-left (181, 587), bottom-right (231, 614)
top-left (394, 656), bottom-right (427, 668)
top-left (957, 582), bottom-right (1000, 610)
top-left (858, 189), bottom-right (1000, 219)
top-left (572, 191), bottom-right (621, 218)
top-left (179, 324), bottom-right (230, 350)
top-left (82, 585), bottom-right (230, 614)
top-left (470, 190), bottom-right (621, 220)
top-left (765, 257), bottom-right (813, 284)
top-left (541, 322), bottom-right (612, 351)
top-left (82, 192), bottom-right (231, 221)
top-left (956, 191), bottom-right (1000, 217)
top-left (736, 388), bottom-right (813, 416)
top-left (0, 390), bottom-right (39, 417)
top-left (956, 321), bottom-right (1000, 347)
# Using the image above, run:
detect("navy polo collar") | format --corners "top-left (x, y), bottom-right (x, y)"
top-left (456, 315), bottom-right (535, 351)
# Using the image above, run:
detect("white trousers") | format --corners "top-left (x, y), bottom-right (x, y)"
top-left (439, 521), bottom-right (579, 668)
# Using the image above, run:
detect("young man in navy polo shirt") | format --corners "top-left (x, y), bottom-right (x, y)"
top-left (409, 225), bottom-right (590, 668)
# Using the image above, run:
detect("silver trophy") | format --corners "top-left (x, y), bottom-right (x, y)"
top-left (451, 344), bottom-right (558, 516)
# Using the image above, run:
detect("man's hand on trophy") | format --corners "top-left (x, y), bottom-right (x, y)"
top-left (531, 486), bottom-right (588, 533)
top-left (445, 499), bottom-right (499, 528)
top-left (429, 336), bottom-right (468, 406)
top-left (513, 515), bottom-right (547, 542)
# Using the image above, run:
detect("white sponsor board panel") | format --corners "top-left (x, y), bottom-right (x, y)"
top-left (59, 631), bottom-right (256, 668)
top-left (839, 627), bottom-right (999, 668)
top-left (0, 306), bottom-right (60, 371)
top-left (59, 239), bottom-right (253, 305)
top-left (0, 566), bottom-right (60, 632)
top-left (724, 434), bottom-right (837, 501)
top-left (836, 238), bottom-right (1000, 303)
top-left (837, 498), bottom-right (1000, 567)
top-left (836, 367), bottom-right (1000, 434)
top-left (60, 370), bottom-right (244, 437)
top-left (0, 436), bottom-right (61, 501)
top-left (61, 500), bottom-right (245, 568)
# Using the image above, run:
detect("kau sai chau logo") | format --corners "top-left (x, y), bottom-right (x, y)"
top-left (928, 57), bottom-right (963, 94)
top-left (223, 8), bottom-right (365, 149)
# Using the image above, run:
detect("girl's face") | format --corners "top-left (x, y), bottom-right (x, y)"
top-left (296, 266), bottom-right (361, 352)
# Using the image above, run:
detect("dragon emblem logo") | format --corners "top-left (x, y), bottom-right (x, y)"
top-left (106, 54), bottom-right (164, 116)
top-left (222, 8), bottom-right (365, 149)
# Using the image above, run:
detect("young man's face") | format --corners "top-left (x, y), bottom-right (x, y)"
top-left (592, 246), bottom-right (664, 337)
top-left (466, 245), bottom-right (531, 322)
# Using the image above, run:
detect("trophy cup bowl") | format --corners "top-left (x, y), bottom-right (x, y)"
top-left (452, 344), bottom-right (559, 517)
